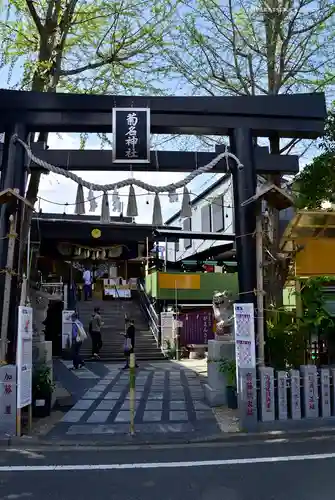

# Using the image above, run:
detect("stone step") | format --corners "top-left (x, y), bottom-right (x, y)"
top-left (83, 355), bottom-right (165, 362)
top-left (82, 345), bottom-right (159, 351)
top-left (81, 350), bottom-right (164, 358)
top-left (76, 298), bottom-right (159, 359)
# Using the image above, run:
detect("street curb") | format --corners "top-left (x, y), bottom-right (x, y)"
top-left (2, 425), bottom-right (335, 449)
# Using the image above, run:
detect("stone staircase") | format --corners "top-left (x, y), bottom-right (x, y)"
top-left (77, 298), bottom-right (165, 361)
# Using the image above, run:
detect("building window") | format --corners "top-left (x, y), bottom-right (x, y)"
top-left (183, 217), bottom-right (192, 249)
top-left (201, 204), bottom-right (212, 232)
top-left (175, 239), bottom-right (179, 255)
top-left (212, 195), bottom-right (224, 232)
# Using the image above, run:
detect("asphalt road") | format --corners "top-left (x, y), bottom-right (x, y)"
top-left (1, 437), bottom-right (335, 500)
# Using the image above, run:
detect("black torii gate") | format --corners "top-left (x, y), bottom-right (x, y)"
top-left (0, 89), bottom-right (327, 359)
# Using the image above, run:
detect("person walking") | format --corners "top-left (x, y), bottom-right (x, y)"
top-left (71, 312), bottom-right (87, 370)
top-left (83, 267), bottom-right (92, 301)
top-left (90, 307), bottom-right (103, 359)
top-left (123, 319), bottom-right (138, 369)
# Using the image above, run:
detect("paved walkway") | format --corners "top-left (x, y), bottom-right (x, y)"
top-left (49, 360), bottom-right (222, 441)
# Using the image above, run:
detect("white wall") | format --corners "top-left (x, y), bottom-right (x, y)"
top-left (166, 176), bottom-right (234, 262)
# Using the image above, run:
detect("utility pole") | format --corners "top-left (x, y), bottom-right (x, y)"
top-left (241, 182), bottom-right (294, 369)
top-left (255, 203), bottom-right (265, 366)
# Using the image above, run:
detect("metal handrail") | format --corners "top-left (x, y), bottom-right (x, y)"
top-left (138, 281), bottom-right (158, 321)
top-left (137, 282), bottom-right (159, 344)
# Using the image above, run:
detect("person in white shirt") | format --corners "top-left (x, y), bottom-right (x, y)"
top-left (83, 267), bottom-right (92, 301)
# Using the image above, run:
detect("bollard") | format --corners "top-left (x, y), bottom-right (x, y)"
top-left (129, 352), bottom-right (136, 436)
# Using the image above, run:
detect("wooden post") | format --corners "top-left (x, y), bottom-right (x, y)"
top-left (16, 407), bottom-right (21, 437)
top-left (0, 213), bottom-right (17, 362)
top-left (175, 280), bottom-right (180, 361)
top-left (27, 404), bottom-right (32, 434)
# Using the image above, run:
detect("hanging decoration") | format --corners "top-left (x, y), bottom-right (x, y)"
top-left (87, 185), bottom-right (98, 212)
top-left (112, 188), bottom-right (121, 212)
top-left (100, 192), bottom-right (110, 223)
top-left (126, 185), bottom-right (138, 217)
top-left (168, 190), bottom-right (179, 203)
top-left (152, 193), bottom-right (163, 226)
top-left (74, 184), bottom-right (85, 215)
top-left (14, 136), bottom-right (244, 222)
top-left (91, 228), bottom-right (102, 239)
top-left (180, 187), bottom-right (192, 218)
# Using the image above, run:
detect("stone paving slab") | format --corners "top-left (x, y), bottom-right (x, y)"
top-left (60, 360), bottom-right (100, 379)
top-left (47, 362), bottom-right (221, 439)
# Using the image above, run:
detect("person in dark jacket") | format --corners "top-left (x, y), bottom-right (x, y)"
top-left (123, 319), bottom-right (138, 369)
top-left (89, 307), bottom-right (103, 359)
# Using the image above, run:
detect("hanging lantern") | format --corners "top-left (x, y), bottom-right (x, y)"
top-left (86, 250), bottom-right (90, 258)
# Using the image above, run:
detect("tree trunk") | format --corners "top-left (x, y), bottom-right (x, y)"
top-left (18, 25), bottom-right (62, 271)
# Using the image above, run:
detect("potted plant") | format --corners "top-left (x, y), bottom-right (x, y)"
top-left (164, 339), bottom-right (177, 359)
top-left (219, 358), bottom-right (238, 409)
top-left (32, 364), bottom-right (55, 418)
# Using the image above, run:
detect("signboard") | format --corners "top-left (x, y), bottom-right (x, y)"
top-left (0, 365), bottom-right (16, 436)
top-left (320, 368), bottom-right (331, 418)
top-left (16, 306), bottom-right (33, 409)
top-left (234, 303), bottom-right (257, 429)
top-left (238, 368), bottom-right (258, 430)
top-left (112, 108), bottom-right (150, 164)
top-left (179, 310), bottom-right (214, 346)
top-left (277, 371), bottom-right (288, 421)
top-left (62, 310), bottom-right (75, 349)
top-left (259, 367), bottom-right (275, 422)
top-left (289, 369), bottom-right (301, 420)
top-left (233, 303), bottom-right (256, 373)
top-left (301, 365), bottom-right (318, 419)
top-left (104, 287), bottom-right (131, 298)
top-left (160, 312), bottom-right (174, 344)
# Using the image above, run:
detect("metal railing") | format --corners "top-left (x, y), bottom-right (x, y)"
top-left (137, 280), bottom-right (160, 345)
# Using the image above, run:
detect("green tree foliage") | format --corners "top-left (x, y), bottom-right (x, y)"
top-left (295, 110), bottom-right (335, 209)
top-left (0, 0), bottom-right (175, 94)
top-left (167, 0), bottom-right (335, 309)
top-left (267, 277), bottom-right (334, 369)
top-left (169, 0), bottom-right (335, 153)
top-left (0, 0), bottom-right (177, 256)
